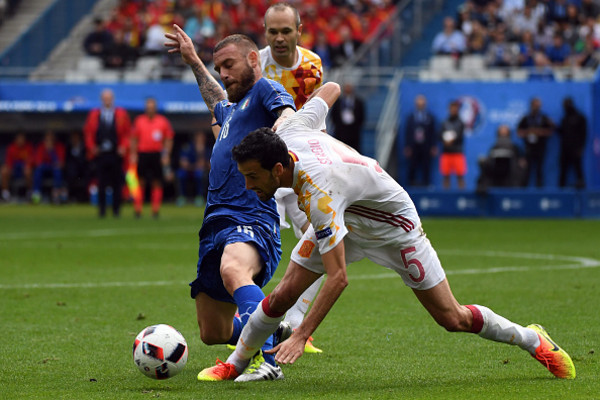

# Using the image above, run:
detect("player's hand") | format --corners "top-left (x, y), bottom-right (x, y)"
top-left (164, 24), bottom-right (200, 66)
top-left (265, 333), bottom-right (305, 365)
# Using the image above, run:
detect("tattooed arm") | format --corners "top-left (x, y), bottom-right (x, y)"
top-left (165, 24), bottom-right (225, 115)
top-left (272, 106), bottom-right (296, 132)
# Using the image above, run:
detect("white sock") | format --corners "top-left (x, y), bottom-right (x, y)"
top-left (226, 300), bottom-right (285, 372)
top-left (284, 275), bottom-right (324, 330)
top-left (472, 305), bottom-right (540, 354)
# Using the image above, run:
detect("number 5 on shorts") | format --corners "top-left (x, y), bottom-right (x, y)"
top-left (401, 246), bottom-right (425, 283)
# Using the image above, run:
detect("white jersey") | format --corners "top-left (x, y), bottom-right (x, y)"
top-left (277, 98), bottom-right (423, 256)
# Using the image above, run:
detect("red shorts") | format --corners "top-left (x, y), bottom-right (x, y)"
top-left (440, 153), bottom-right (467, 176)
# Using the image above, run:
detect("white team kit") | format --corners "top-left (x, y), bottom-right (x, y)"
top-left (277, 97), bottom-right (446, 290)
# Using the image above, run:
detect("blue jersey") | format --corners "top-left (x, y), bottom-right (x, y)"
top-left (205, 77), bottom-right (295, 225)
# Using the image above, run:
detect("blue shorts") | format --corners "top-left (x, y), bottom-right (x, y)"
top-left (190, 217), bottom-right (282, 303)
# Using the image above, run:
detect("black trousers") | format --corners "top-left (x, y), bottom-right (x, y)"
top-left (559, 152), bottom-right (585, 188)
top-left (95, 152), bottom-right (123, 216)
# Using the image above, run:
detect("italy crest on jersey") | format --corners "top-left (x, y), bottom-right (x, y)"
top-left (240, 97), bottom-right (251, 110)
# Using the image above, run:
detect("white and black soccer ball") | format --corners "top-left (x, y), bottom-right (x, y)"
top-left (133, 324), bottom-right (188, 380)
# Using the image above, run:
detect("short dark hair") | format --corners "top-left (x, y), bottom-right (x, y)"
top-left (232, 127), bottom-right (290, 170)
top-left (214, 34), bottom-right (259, 56)
top-left (264, 3), bottom-right (301, 28)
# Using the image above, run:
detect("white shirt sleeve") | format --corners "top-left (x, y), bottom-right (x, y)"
top-left (279, 97), bottom-right (329, 132)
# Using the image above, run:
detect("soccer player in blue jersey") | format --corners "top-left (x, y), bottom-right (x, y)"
top-left (165, 25), bottom-right (296, 381)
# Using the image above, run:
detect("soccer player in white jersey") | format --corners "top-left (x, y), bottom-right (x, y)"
top-left (218, 82), bottom-right (576, 382)
top-left (260, 2), bottom-right (325, 354)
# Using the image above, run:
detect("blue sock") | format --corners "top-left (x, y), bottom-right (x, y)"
top-left (232, 285), bottom-right (276, 366)
top-left (226, 315), bottom-right (242, 346)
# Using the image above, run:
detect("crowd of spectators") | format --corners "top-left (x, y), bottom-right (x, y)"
top-left (83, 0), bottom-right (398, 74)
top-left (432, 0), bottom-right (600, 69)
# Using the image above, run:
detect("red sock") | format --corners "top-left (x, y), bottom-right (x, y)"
top-left (134, 189), bottom-right (144, 213)
top-left (466, 305), bottom-right (484, 333)
top-left (151, 187), bottom-right (163, 214)
top-left (261, 295), bottom-right (285, 318)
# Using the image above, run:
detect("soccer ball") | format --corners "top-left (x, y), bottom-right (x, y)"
top-left (133, 324), bottom-right (188, 379)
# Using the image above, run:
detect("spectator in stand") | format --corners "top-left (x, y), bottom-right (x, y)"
top-left (130, 97), bottom-right (174, 218)
top-left (516, 30), bottom-right (538, 67)
top-left (498, 0), bottom-right (525, 20)
top-left (517, 97), bottom-right (555, 187)
top-left (330, 82), bottom-right (365, 153)
top-left (466, 19), bottom-right (490, 54)
top-left (84, 17), bottom-right (113, 58)
top-left (312, 31), bottom-right (333, 69)
top-left (331, 25), bottom-right (361, 67)
top-left (65, 130), bottom-right (89, 203)
top-left (439, 100), bottom-right (466, 190)
top-left (509, 2), bottom-right (541, 37)
top-left (558, 97), bottom-right (587, 189)
top-left (103, 28), bottom-right (138, 69)
top-left (143, 14), bottom-right (174, 56)
top-left (84, 88), bottom-right (131, 218)
top-left (403, 94), bottom-right (438, 188)
top-left (547, 0), bottom-right (570, 25)
top-left (545, 33), bottom-right (572, 66)
top-left (176, 131), bottom-right (211, 207)
top-left (0, 0), bottom-right (6, 27)
top-left (476, 124), bottom-right (526, 192)
top-left (1, 131), bottom-right (33, 202)
top-left (573, 33), bottom-right (599, 68)
top-left (184, 5), bottom-right (215, 44)
top-left (581, 0), bottom-right (600, 19)
top-left (32, 131), bottom-right (66, 204)
top-left (485, 26), bottom-right (516, 67)
top-left (432, 16), bottom-right (467, 57)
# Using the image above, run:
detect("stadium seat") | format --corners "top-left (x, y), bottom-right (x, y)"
top-left (77, 56), bottom-right (102, 72)
top-left (92, 70), bottom-right (120, 82)
top-left (136, 56), bottom-right (161, 72)
top-left (64, 70), bottom-right (90, 83)
top-left (429, 55), bottom-right (457, 71)
top-left (508, 69), bottom-right (529, 81)
top-left (123, 70), bottom-right (150, 83)
top-left (460, 55), bottom-right (485, 71)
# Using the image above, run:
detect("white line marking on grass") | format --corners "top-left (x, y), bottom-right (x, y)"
top-left (1, 251), bottom-right (598, 290)
top-left (0, 227), bottom-right (195, 241)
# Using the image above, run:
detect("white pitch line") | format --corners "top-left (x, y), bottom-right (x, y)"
top-left (0, 226), bottom-right (195, 241)
top-left (0, 251), bottom-right (598, 290)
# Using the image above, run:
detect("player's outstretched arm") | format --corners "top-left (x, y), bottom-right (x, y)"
top-left (270, 242), bottom-right (348, 365)
top-left (165, 24), bottom-right (225, 115)
top-left (308, 82), bottom-right (341, 108)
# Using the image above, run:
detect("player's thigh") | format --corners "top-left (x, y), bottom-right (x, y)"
top-left (195, 292), bottom-right (237, 342)
top-left (220, 241), bottom-right (263, 290)
top-left (271, 260), bottom-right (322, 312)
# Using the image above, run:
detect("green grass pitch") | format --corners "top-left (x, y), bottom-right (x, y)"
top-left (1, 204), bottom-right (598, 399)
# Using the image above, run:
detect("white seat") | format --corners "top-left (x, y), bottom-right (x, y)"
top-left (181, 68), bottom-right (197, 83)
top-left (77, 56), bottom-right (102, 72)
top-left (123, 70), bottom-right (149, 82)
top-left (64, 70), bottom-right (90, 83)
top-left (92, 70), bottom-right (121, 82)
top-left (418, 69), bottom-right (443, 82)
top-left (429, 55), bottom-right (456, 71)
top-left (460, 55), bottom-right (485, 71)
top-left (508, 69), bottom-right (529, 81)
top-left (136, 56), bottom-right (161, 71)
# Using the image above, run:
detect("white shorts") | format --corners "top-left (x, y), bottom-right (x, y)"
top-left (291, 224), bottom-right (446, 291)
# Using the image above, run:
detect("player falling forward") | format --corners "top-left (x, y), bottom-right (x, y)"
top-left (221, 82), bottom-right (576, 382)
